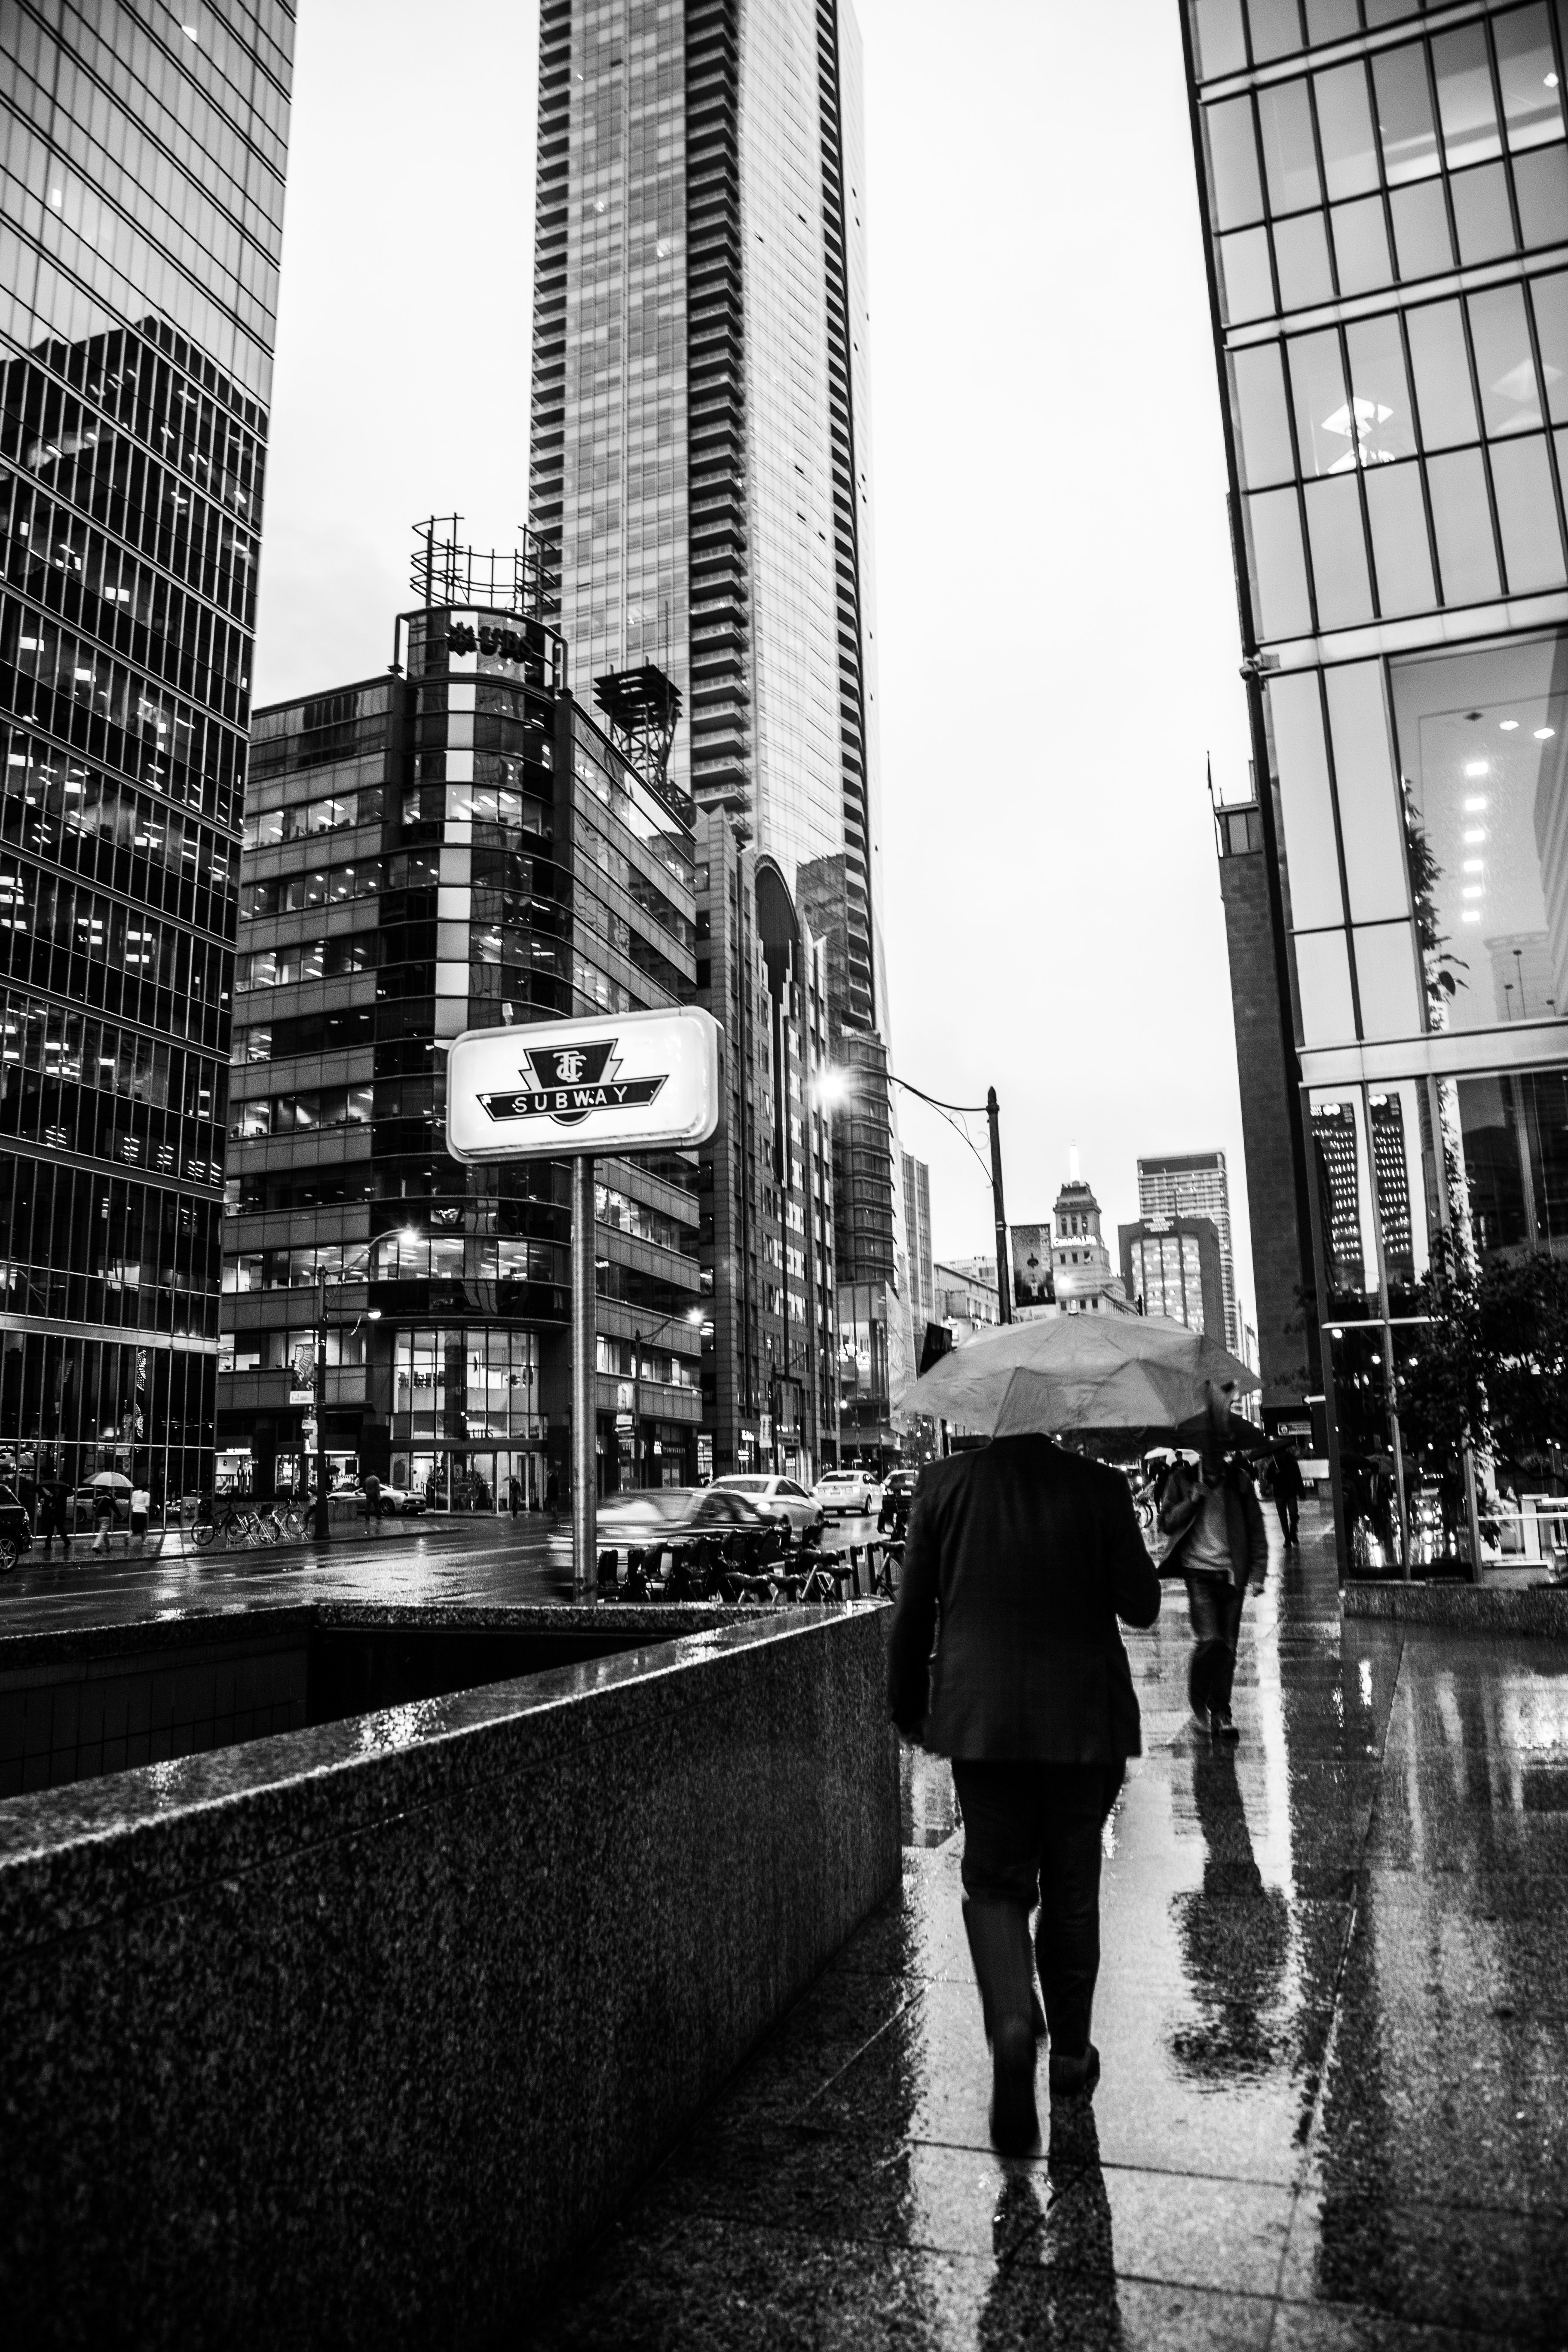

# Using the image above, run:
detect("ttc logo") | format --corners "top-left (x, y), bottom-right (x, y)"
top-left (478, 1037), bottom-right (668, 1130)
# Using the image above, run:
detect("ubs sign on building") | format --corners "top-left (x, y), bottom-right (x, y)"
top-left (1186, 0), bottom-right (1568, 1574)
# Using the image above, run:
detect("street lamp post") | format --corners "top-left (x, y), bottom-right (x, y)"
top-left (310, 1267), bottom-right (381, 1545)
top-left (629, 1305), bottom-right (706, 1488)
top-left (886, 1073), bottom-right (1013, 1327)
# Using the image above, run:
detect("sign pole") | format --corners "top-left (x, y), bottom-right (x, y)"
top-left (572, 1152), bottom-right (597, 1596)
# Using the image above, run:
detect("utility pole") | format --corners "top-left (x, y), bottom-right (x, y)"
top-left (313, 1265), bottom-right (330, 1543)
top-left (571, 1154), bottom-right (597, 1596)
top-left (632, 1326), bottom-right (641, 1491)
top-left (987, 1087), bottom-right (1012, 1326)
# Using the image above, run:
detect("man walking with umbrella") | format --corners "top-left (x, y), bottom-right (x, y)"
top-left (1159, 1379), bottom-right (1268, 1743)
top-left (888, 1429), bottom-right (1161, 2156)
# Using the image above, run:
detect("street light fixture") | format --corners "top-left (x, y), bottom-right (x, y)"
top-left (630, 1304), bottom-right (707, 1489)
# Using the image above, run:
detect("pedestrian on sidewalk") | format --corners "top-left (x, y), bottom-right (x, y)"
top-left (1271, 1442), bottom-right (1303, 1549)
top-left (1159, 1380), bottom-right (1268, 1744)
top-left (888, 1433), bottom-right (1161, 2156)
top-left (129, 1482), bottom-right (150, 1553)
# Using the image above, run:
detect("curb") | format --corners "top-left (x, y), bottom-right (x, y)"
top-left (1344, 1580), bottom-right (1568, 1637)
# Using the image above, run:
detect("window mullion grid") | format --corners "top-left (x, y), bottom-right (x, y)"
top-left (1482, 10), bottom-right (1526, 254)
top-left (1457, 291), bottom-right (1512, 592)
top-left (1395, 304), bottom-right (1447, 603)
top-left (1305, 66), bottom-right (1341, 299)
top-left (1521, 273), bottom-right (1568, 578)
top-left (1314, 663), bottom-right (1366, 1040)
top-left (1424, 37), bottom-right (1464, 272)
top-left (1274, 330), bottom-right (1326, 632)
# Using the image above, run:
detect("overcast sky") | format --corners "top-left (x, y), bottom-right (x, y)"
top-left (255, 0), bottom-right (1258, 1326)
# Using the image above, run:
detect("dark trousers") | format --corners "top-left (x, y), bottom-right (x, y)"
top-left (1275, 1493), bottom-right (1298, 1545)
top-left (952, 1759), bottom-right (1121, 2058)
top-left (1186, 1574), bottom-right (1246, 1716)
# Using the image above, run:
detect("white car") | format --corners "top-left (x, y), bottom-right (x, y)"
top-left (812, 1468), bottom-right (882, 1518)
top-left (710, 1474), bottom-right (825, 1538)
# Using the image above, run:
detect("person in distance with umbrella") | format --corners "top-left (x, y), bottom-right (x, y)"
top-left (888, 1428), bottom-right (1161, 2157)
top-left (1158, 1378), bottom-right (1268, 1743)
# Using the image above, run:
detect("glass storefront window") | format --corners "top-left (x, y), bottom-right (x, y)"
top-left (1332, 193), bottom-right (1394, 292)
top-left (1222, 225), bottom-right (1277, 322)
top-left (1433, 22), bottom-right (1502, 170)
top-left (1344, 314), bottom-right (1418, 461)
top-left (1276, 211), bottom-right (1336, 307)
top-left (1469, 285), bottom-right (1541, 436)
top-left (1248, 486), bottom-right (1312, 633)
top-left (1406, 301), bottom-right (1476, 447)
top-left (1296, 928), bottom-right (1357, 1042)
top-left (1305, 473), bottom-right (1374, 623)
top-left (1259, 80), bottom-right (1322, 212)
top-left (1232, 345), bottom-right (1294, 487)
top-left (1426, 448), bottom-right (1500, 605)
top-left (1271, 671), bottom-right (1343, 927)
top-left (1389, 177), bottom-right (1453, 274)
top-left (1390, 634), bottom-right (1568, 1032)
top-left (1288, 329), bottom-right (1352, 477)
top-left (1372, 45), bottom-right (1442, 185)
top-left (1326, 662), bottom-right (1409, 923)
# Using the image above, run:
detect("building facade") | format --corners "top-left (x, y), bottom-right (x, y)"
top-left (528, 0), bottom-right (907, 1463)
top-left (1185, 0), bottom-right (1568, 1569)
top-left (690, 810), bottom-right (836, 1481)
top-left (1213, 786), bottom-right (1321, 1421)
top-left (220, 550), bottom-right (703, 1507)
top-left (931, 1256), bottom-right (1000, 1348)
top-left (901, 1151), bottom-right (934, 1334)
top-left (1119, 1212), bottom-right (1228, 1337)
top-left (1138, 1150), bottom-right (1241, 1351)
top-left (0, 2), bottom-right (294, 1506)
top-left (1049, 1173), bottom-right (1133, 1315)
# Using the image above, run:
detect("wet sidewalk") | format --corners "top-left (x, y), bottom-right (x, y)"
top-left (523, 1507), bottom-right (1568, 2349)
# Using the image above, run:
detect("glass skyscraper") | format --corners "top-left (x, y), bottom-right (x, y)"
top-left (528, 0), bottom-right (909, 1457)
top-left (0, 3), bottom-right (294, 1507)
top-left (1187, 0), bottom-right (1568, 1572)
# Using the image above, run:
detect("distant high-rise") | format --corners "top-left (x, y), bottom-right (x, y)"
top-left (0, 4), bottom-right (294, 1504)
top-left (901, 1151), bottom-right (933, 1336)
top-left (1137, 1152), bottom-right (1239, 1352)
top-left (528, 0), bottom-right (906, 1455)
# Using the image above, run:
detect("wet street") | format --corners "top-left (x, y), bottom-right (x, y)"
top-left (0, 1510), bottom-right (889, 1634)
top-left (521, 1504), bottom-right (1568, 2350)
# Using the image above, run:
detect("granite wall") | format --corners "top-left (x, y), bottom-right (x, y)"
top-left (0, 1602), bottom-right (898, 2349)
top-left (1344, 1580), bottom-right (1568, 1636)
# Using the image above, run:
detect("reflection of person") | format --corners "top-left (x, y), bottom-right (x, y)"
top-left (1171, 1735), bottom-right (1289, 2082)
top-left (90, 1484), bottom-right (115, 1554)
top-left (1272, 1443), bottom-right (1304, 1548)
top-left (1159, 1382), bottom-right (1268, 1743)
top-left (888, 1433), bottom-right (1161, 2155)
top-left (977, 2100), bottom-right (1119, 2349)
top-left (38, 1473), bottom-right (69, 1560)
top-left (509, 1475), bottom-right (521, 1521)
top-left (364, 1472), bottom-right (382, 1524)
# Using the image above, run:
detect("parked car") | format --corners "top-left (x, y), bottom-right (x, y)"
top-left (710, 1473), bottom-right (825, 1539)
top-left (877, 1468), bottom-right (919, 1532)
top-left (811, 1468), bottom-right (881, 1517)
top-left (0, 1484), bottom-right (33, 1573)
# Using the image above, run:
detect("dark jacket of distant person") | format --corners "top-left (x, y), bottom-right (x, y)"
top-left (888, 1435), bottom-right (1162, 1762)
top-left (1159, 1455), bottom-right (1267, 1587)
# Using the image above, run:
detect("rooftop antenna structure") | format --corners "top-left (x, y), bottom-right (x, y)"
top-left (593, 663), bottom-right (684, 795)
top-left (410, 516), bottom-right (557, 619)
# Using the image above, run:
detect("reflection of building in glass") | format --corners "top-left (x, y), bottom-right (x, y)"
top-left (1118, 1216), bottom-right (1225, 1338)
top-left (1185, 2), bottom-right (1568, 1568)
top-left (219, 561), bottom-right (706, 1507)
top-left (1367, 1093), bottom-right (1414, 1292)
top-left (530, 0), bottom-right (906, 1464)
top-left (0, 9), bottom-right (294, 1506)
top-left (1138, 1152), bottom-right (1238, 1349)
top-left (1311, 1104), bottom-right (1366, 1299)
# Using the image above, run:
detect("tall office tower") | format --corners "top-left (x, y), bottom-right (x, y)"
top-left (1184, 0), bottom-right (1568, 1569)
top-left (0, 5), bottom-right (293, 1507)
top-left (1137, 1152), bottom-right (1240, 1351)
top-left (528, 0), bottom-right (906, 1452)
top-left (1118, 1214), bottom-right (1227, 1337)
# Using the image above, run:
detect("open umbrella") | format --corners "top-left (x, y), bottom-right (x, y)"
top-left (897, 1312), bottom-right (1257, 1442)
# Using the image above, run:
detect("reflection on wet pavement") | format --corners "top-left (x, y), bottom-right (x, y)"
top-left (525, 1498), bottom-right (1568, 2349)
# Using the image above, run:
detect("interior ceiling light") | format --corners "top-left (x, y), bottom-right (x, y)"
top-left (1464, 759), bottom-right (1489, 776)
top-left (1464, 827), bottom-right (1486, 843)
top-left (1501, 719), bottom-right (1520, 730)
top-left (1464, 794), bottom-right (1488, 811)
top-left (1463, 858), bottom-right (1485, 872)
top-left (1536, 726), bottom-right (1557, 739)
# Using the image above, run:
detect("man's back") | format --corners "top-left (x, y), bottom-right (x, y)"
top-left (888, 1436), bottom-right (1160, 1764)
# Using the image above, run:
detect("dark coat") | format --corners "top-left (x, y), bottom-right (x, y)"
top-left (1158, 1456), bottom-right (1268, 1586)
top-left (1272, 1449), bottom-right (1305, 1502)
top-left (887, 1436), bottom-right (1162, 1764)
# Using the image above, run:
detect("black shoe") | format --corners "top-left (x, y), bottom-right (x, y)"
top-left (989, 2016), bottom-right (1039, 2156)
top-left (1048, 2040), bottom-right (1101, 2099)
top-left (1209, 1709), bottom-right (1240, 1743)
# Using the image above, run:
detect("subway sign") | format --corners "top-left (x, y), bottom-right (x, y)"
top-left (446, 1007), bottom-right (720, 1162)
